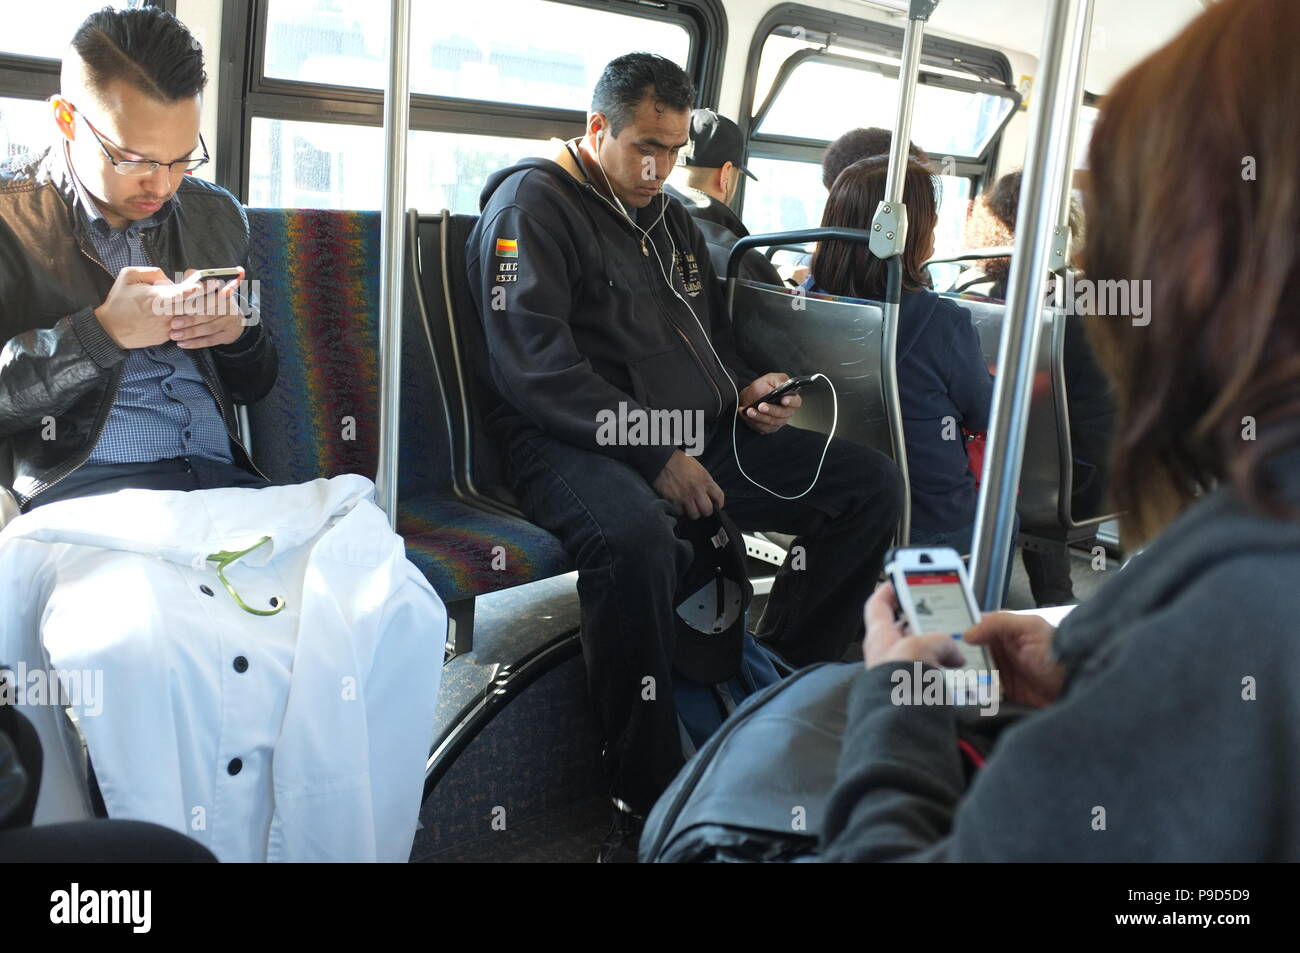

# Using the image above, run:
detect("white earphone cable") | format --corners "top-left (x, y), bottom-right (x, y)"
top-left (587, 135), bottom-right (837, 501)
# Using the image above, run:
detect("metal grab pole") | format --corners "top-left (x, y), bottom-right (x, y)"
top-left (374, 0), bottom-right (411, 529)
top-left (1050, 0), bottom-right (1096, 273)
top-left (968, 0), bottom-right (1087, 610)
top-left (870, 0), bottom-right (938, 547)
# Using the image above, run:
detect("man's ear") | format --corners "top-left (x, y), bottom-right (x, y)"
top-left (51, 96), bottom-right (76, 142)
top-left (720, 161), bottom-right (736, 200)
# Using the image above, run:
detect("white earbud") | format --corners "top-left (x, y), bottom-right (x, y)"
top-left (574, 135), bottom-right (836, 501)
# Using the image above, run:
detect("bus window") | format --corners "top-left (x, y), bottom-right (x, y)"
top-left (248, 0), bottom-right (701, 209)
top-left (742, 155), bottom-right (972, 273)
top-left (249, 119), bottom-right (545, 212)
top-left (263, 0), bottom-right (691, 111)
top-left (0, 97), bottom-right (52, 162)
top-left (1, 0), bottom-right (116, 59)
top-left (756, 60), bottom-right (1014, 162)
top-left (741, 23), bottom-right (1010, 276)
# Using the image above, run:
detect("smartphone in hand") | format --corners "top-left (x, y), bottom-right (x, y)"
top-left (745, 374), bottom-right (817, 413)
top-left (884, 546), bottom-right (999, 702)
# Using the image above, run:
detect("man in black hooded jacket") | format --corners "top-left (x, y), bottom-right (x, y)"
top-left (467, 53), bottom-right (903, 860)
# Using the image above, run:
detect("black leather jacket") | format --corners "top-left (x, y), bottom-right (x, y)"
top-left (0, 148), bottom-right (277, 507)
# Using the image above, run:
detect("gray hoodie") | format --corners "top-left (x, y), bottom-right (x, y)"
top-left (821, 447), bottom-right (1300, 861)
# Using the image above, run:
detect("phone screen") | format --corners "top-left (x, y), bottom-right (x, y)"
top-left (903, 570), bottom-right (977, 634)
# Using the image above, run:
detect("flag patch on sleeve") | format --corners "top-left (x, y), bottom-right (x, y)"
top-left (495, 238), bottom-right (518, 258)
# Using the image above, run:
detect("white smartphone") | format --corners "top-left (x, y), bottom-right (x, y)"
top-left (183, 267), bottom-right (243, 287)
top-left (884, 546), bottom-right (997, 700)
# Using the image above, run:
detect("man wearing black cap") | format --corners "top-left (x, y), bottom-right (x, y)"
top-left (664, 109), bottom-right (784, 286)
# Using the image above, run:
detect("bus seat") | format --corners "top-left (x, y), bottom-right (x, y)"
top-left (943, 294), bottom-right (1118, 542)
top-left (242, 209), bottom-right (569, 618)
top-left (731, 278), bottom-right (897, 463)
top-left (415, 212), bottom-right (528, 519)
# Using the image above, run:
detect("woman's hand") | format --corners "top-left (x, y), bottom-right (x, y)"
top-left (863, 582), bottom-right (967, 670)
top-left (963, 612), bottom-right (1065, 708)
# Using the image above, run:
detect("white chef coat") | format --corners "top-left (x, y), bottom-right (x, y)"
top-left (0, 475), bottom-right (444, 862)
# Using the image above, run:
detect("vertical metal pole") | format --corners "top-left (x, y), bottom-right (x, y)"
top-left (870, 0), bottom-right (938, 546)
top-left (1050, 0), bottom-right (1096, 273)
top-left (374, 0), bottom-right (411, 529)
top-left (968, 0), bottom-right (1085, 610)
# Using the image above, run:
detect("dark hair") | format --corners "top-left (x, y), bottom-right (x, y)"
top-left (811, 156), bottom-right (939, 299)
top-left (71, 5), bottom-right (206, 102)
top-left (1085, 0), bottom-right (1300, 544)
top-left (591, 52), bottom-right (694, 137)
top-left (822, 127), bottom-right (928, 190)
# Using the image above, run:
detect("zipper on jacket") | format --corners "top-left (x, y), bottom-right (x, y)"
top-left (26, 243), bottom-right (129, 504)
top-left (642, 230), bottom-right (726, 420)
top-left (143, 236), bottom-right (269, 482)
top-left (144, 234), bottom-right (270, 483)
top-left (197, 355), bottom-right (269, 482)
top-left (28, 239), bottom-right (267, 503)
top-left (591, 187), bottom-right (727, 419)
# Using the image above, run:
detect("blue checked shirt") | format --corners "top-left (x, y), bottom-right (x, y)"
top-left (70, 164), bottom-right (234, 466)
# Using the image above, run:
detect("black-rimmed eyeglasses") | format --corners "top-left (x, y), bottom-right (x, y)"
top-left (77, 109), bottom-right (209, 177)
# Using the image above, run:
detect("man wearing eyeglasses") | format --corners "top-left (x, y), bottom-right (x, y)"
top-left (0, 8), bottom-right (445, 864)
top-left (0, 6), bottom-right (276, 511)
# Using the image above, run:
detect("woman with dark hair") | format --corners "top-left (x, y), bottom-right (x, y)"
top-left (822, 0), bottom-right (1300, 861)
top-left (806, 156), bottom-right (995, 555)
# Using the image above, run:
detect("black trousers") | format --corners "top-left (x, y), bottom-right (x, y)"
top-left (26, 457), bottom-right (271, 510)
top-left (507, 423), bottom-right (903, 813)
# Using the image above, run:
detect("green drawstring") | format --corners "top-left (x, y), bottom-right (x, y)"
top-left (205, 535), bottom-right (286, 616)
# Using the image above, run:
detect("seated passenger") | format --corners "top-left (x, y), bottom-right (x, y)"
top-left (466, 53), bottom-right (903, 861)
top-left (821, 127), bottom-right (928, 192)
top-left (805, 156), bottom-right (994, 555)
top-left (823, 0), bottom-right (1300, 861)
top-left (0, 7), bottom-right (443, 861)
top-left (961, 170), bottom-right (1115, 607)
top-left (663, 109), bottom-right (784, 286)
top-left (777, 127), bottom-right (930, 287)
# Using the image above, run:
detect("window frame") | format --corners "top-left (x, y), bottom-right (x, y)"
top-left (736, 4), bottom-right (1017, 220)
top-left (750, 48), bottom-right (1020, 164)
top-left (219, 0), bottom-right (726, 203)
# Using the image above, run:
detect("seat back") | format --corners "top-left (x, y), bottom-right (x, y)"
top-left (945, 294), bottom-right (1117, 537)
top-left (420, 211), bottom-right (523, 515)
top-left (733, 279), bottom-right (895, 459)
top-left (956, 296), bottom-right (1061, 533)
top-left (243, 208), bottom-right (455, 497)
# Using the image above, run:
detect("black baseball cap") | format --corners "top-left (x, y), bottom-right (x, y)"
top-left (684, 109), bottom-right (758, 181)
top-left (672, 510), bottom-right (752, 683)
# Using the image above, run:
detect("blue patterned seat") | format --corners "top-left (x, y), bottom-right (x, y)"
top-left (243, 208), bottom-right (570, 605)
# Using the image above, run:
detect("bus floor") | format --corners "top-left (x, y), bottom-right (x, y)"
top-left (413, 540), bottom-right (1119, 862)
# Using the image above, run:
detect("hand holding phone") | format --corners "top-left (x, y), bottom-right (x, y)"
top-left (878, 547), bottom-right (1001, 705)
top-left (168, 266), bottom-right (247, 349)
top-left (745, 374), bottom-right (817, 413)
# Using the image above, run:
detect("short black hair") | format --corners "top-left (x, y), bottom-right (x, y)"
top-left (821, 127), bottom-right (928, 190)
top-left (71, 5), bottom-right (206, 102)
top-left (591, 52), bottom-right (694, 137)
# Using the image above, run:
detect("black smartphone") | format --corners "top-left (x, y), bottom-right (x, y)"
top-left (745, 374), bottom-right (817, 413)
